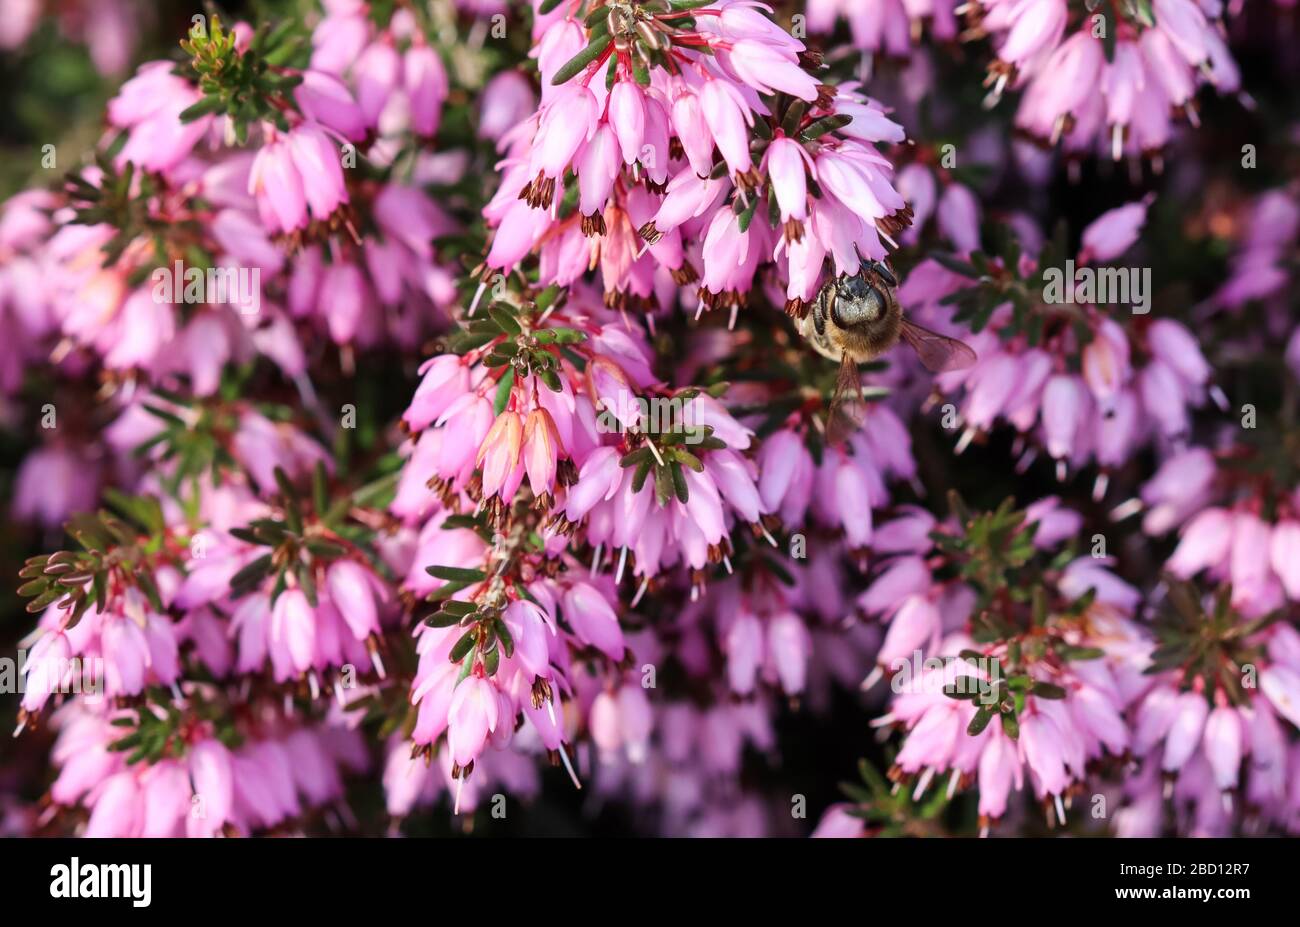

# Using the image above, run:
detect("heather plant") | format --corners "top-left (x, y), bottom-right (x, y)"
top-left (0, 0), bottom-right (1297, 839)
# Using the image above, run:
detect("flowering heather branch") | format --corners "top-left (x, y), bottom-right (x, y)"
top-left (0, 0), bottom-right (1298, 840)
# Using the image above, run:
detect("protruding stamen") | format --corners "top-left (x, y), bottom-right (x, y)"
top-left (558, 743), bottom-right (583, 790)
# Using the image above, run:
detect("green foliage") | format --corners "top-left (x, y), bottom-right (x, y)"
top-left (228, 464), bottom-right (382, 606)
top-left (837, 758), bottom-right (952, 836)
top-left (178, 14), bottom-right (307, 143)
top-left (16, 492), bottom-right (171, 627)
top-left (1147, 577), bottom-right (1280, 705)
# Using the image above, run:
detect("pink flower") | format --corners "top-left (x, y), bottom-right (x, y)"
top-left (21, 632), bottom-right (71, 714)
top-left (102, 617), bottom-right (149, 698)
top-left (188, 738), bottom-right (235, 836)
top-left (1270, 520), bottom-right (1300, 599)
top-left (997, 0), bottom-right (1068, 66)
top-left (977, 729), bottom-right (1022, 822)
top-left (1260, 665), bottom-right (1300, 728)
top-left (1041, 375), bottom-right (1088, 464)
top-left (1162, 692), bottom-right (1209, 772)
top-left (109, 61), bottom-right (212, 173)
top-left (85, 772), bottom-right (142, 838)
top-left (767, 611), bottom-right (811, 695)
top-left (1146, 319), bottom-right (1209, 390)
top-left (1081, 319), bottom-right (1131, 415)
top-left (249, 137), bottom-right (309, 234)
top-left (326, 560), bottom-right (384, 641)
top-left (533, 84), bottom-right (597, 180)
top-left (287, 125), bottom-right (350, 224)
top-left (812, 804), bottom-right (866, 838)
top-left (477, 410), bottom-right (524, 500)
top-left (295, 70), bottom-right (366, 142)
top-left (766, 137), bottom-right (813, 225)
top-left (699, 80), bottom-right (754, 176)
top-left (270, 589), bottom-right (317, 678)
top-left (502, 599), bottom-right (553, 680)
top-left (354, 41), bottom-right (401, 129)
top-left (405, 43), bottom-right (449, 137)
top-left (1202, 706), bottom-right (1244, 791)
top-left (1019, 711), bottom-right (1070, 798)
top-left (877, 595), bottom-right (940, 672)
top-left (447, 675), bottom-right (500, 768)
top-left (725, 611), bottom-right (764, 695)
top-left (1167, 508), bottom-right (1234, 578)
top-left (404, 355), bottom-right (471, 431)
top-left (561, 582), bottom-right (625, 660)
top-left (608, 82), bottom-right (646, 166)
top-left (1079, 196), bottom-right (1153, 263)
top-left (521, 408), bottom-right (560, 498)
top-left (726, 39), bottom-right (820, 101)
top-left (479, 71), bottom-right (535, 145)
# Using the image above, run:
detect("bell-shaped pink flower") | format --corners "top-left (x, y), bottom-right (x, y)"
top-left (977, 729), bottom-right (1021, 822)
top-left (1081, 319), bottom-right (1131, 415)
top-left (188, 738), bottom-right (235, 836)
top-left (998, 0), bottom-right (1067, 65)
top-left (404, 355), bottom-right (470, 431)
top-left (447, 674), bottom-right (500, 769)
top-left (295, 70), bottom-right (366, 141)
top-left (1167, 507), bottom-right (1233, 578)
top-left (1202, 705), bottom-right (1243, 791)
top-left (21, 631), bottom-right (70, 713)
top-left (502, 599), bottom-right (553, 680)
top-left (608, 81), bottom-right (646, 166)
top-left (1020, 711), bottom-right (1070, 797)
top-left (479, 71), bottom-right (535, 145)
top-left (1041, 374), bottom-right (1087, 461)
top-left (249, 136), bottom-right (308, 234)
top-left (533, 84), bottom-right (597, 179)
top-left (726, 39), bottom-right (819, 101)
top-left (354, 41), bottom-right (401, 128)
top-left (326, 560), bottom-right (384, 641)
top-left (577, 124), bottom-right (621, 221)
top-left (287, 125), bottom-right (350, 225)
top-left (85, 771), bottom-right (143, 838)
top-left (699, 79), bottom-right (754, 175)
top-left (404, 43), bottom-right (449, 137)
top-left (1162, 691), bottom-right (1209, 771)
top-left (477, 409), bottom-right (523, 500)
top-left (521, 407), bottom-right (560, 498)
top-left (1270, 520), bottom-right (1300, 599)
top-left (1260, 665), bottom-right (1300, 729)
top-left (938, 183), bottom-right (981, 254)
top-left (270, 588), bottom-right (317, 677)
top-left (877, 594), bottom-right (940, 674)
top-left (561, 581), bottom-right (625, 660)
top-left (102, 616), bottom-right (149, 698)
top-left (766, 137), bottom-right (812, 224)
top-left (767, 611), bottom-right (811, 695)
top-left (1080, 195), bottom-right (1152, 263)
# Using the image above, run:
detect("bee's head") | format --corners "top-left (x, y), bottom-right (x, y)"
top-left (831, 274), bottom-right (886, 328)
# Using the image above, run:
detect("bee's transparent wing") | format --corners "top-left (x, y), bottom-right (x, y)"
top-left (826, 354), bottom-right (865, 445)
top-left (899, 318), bottom-right (978, 374)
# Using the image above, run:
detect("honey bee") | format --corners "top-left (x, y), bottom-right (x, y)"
top-left (799, 260), bottom-right (977, 441)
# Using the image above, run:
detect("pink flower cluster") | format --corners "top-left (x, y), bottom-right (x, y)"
top-left (805, 0), bottom-right (960, 58)
top-left (485, 0), bottom-right (911, 318)
top-left (905, 198), bottom-right (1224, 496)
top-left (974, 0), bottom-right (1241, 159)
top-left (4, 0), bottom-right (1299, 841)
top-left (46, 705), bottom-right (365, 837)
top-left (0, 0), bottom-right (141, 74)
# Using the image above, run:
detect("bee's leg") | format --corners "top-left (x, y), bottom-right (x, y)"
top-left (813, 288), bottom-right (828, 336)
top-left (866, 260), bottom-right (897, 288)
